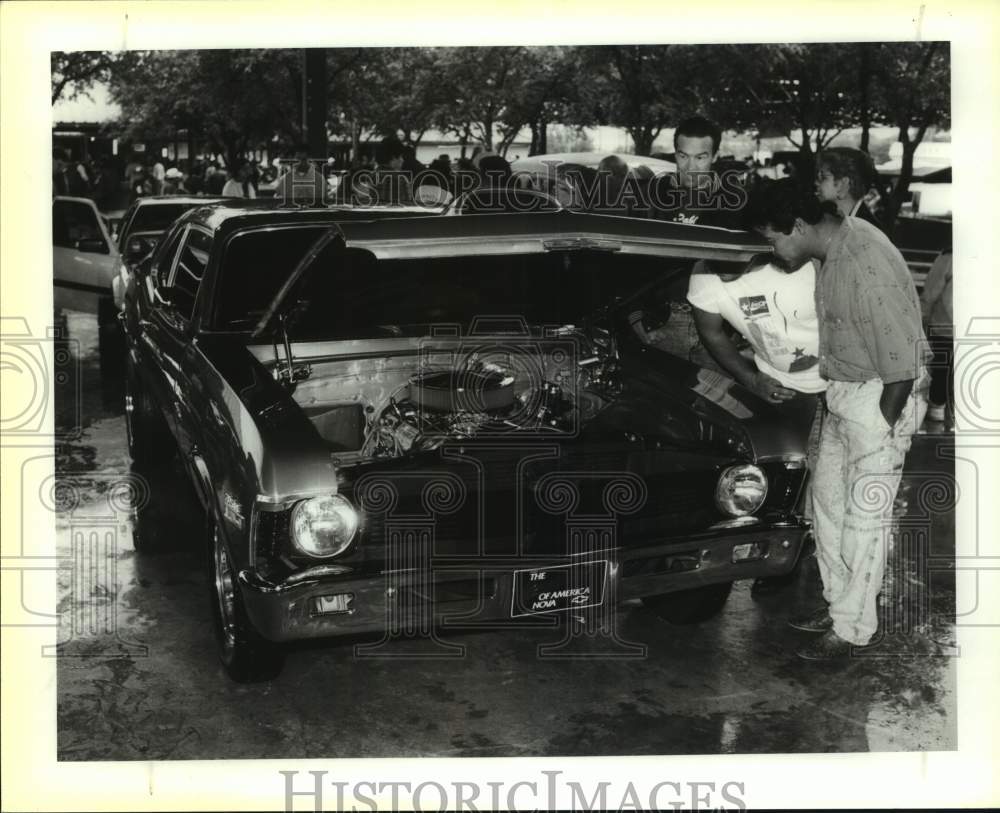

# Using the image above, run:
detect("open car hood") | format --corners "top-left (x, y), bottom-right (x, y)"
top-left (250, 212), bottom-right (770, 339)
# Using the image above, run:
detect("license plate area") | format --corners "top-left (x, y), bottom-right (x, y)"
top-left (511, 560), bottom-right (608, 617)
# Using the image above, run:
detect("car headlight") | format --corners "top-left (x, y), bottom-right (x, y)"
top-left (714, 464), bottom-right (768, 517)
top-left (290, 494), bottom-right (359, 558)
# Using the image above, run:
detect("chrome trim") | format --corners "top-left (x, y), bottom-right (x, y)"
top-left (355, 231), bottom-right (766, 262)
top-left (255, 490), bottom-right (336, 509)
top-left (239, 565), bottom-right (352, 594)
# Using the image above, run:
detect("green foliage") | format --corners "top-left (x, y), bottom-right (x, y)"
top-left (107, 50), bottom-right (303, 166)
top-left (52, 51), bottom-right (127, 104)
top-left (97, 43), bottom-right (949, 199)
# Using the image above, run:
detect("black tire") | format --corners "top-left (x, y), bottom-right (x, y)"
top-left (125, 359), bottom-right (174, 465)
top-left (641, 581), bottom-right (733, 624)
top-left (207, 516), bottom-right (285, 682)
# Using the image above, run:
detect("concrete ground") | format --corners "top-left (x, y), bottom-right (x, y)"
top-left (53, 311), bottom-right (957, 760)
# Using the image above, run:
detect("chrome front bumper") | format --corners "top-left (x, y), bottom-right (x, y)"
top-left (238, 520), bottom-right (809, 643)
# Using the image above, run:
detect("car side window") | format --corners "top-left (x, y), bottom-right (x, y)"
top-left (153, 227), bottom-right (186, 293)
top-left (52, 199), bottom-right (109, 253)
top-left (167, 228), bottom-right (213, 322)
top-left (116, 203), bottom-right (138, 253)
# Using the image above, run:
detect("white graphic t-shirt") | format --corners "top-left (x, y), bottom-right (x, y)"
top-left (687, 261), bottom-right (826, 393)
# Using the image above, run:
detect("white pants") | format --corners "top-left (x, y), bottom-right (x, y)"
top-left (812, 375), bottom-right (927, 645)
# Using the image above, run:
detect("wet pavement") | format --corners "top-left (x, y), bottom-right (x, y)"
top-left (52, 311), bottom-right (957, 760)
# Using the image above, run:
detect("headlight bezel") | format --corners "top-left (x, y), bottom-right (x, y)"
top-left (289, 493), bottom-right (360, 558)
top-left (714, 463), bottom-right (769, 517)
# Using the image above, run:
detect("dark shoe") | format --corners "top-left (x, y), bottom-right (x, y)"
top-left (795, 629), bottom-right (866, 660)
top-left (788, 605), bottom-right (833, 633)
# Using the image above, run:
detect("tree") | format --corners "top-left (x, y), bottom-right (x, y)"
top-left (51, 51), bottom-right (128, 104)
top-left (429, 47), bottom-right (525, 153)
top-left (333, 48), bottom-right (447, 149)
top-left (576, 45), bottom-right (685, 156)
top-left (107, 50), bottom-right (306, 167)
top-left (869, 42), bottom-right (951, 230)
top-left (496, 47), bottom-right (583, 156)
top-left (702, 44), bottom-right (860, 159)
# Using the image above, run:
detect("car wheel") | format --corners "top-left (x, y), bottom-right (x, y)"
top-left (641, 582), bottom-right (733, 624)
top-left (208, 517), bottom-right (285, 682)
top-left (125, 360), bottom-right (174, 464)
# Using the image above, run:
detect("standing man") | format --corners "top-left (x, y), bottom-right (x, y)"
top-left (648, 115), bottom-right (744, 229)
top-left (746, 180), bottom-right (930, 660)
top-left (276, 144), bottom-right (327, 206)
top-left (151, 155), bottom-right (166, 195)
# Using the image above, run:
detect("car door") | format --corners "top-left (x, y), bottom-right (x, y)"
top-left (150, 225), bottom-right (213, 457)
top-left (52, 196), bottom-right (119, 314)
top-left (130, 224), bottom-right (188, 432)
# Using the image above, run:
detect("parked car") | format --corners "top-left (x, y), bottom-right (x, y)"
top-left (53, 195), bottom-right (119, 320)
top-left (110, 196), bottom-right (228, 312)
top-left (441, 186), bottom-right (564, 215)
top-left (122, 205), bottom-right (810, 681)
top-left (511, 153), bottom-right (676, 214)
top-left (511, 152), bottom-right (676, 178)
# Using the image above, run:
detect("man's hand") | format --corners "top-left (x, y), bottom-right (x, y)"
top-left (746, 371), bottom-right (797, 404)
top-left (879, 378), bottom-right (915, 428)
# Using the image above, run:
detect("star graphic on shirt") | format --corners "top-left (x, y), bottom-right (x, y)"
top-left (793, 347), bottom-right (805, 358)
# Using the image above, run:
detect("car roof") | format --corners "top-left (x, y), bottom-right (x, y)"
top-left (337, 211), bottom-right (767, 262)
top-left (185, 204), bottom-right (767, 261)
top-left (180, 200), bottom-right (443, 233)
top-left (511, 152), bottom-right (677, 175)
top-left (133, 195), bottom-right (231, 207)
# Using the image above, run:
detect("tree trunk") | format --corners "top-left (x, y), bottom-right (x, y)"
top-left (858, 43), bottom-right (873, 153)
top-left (884, 129), bottom-right (917, 238)
top-left (631, 127), bottom-right (654, 157)
top-left (351, 120), bottom-right (360, 162)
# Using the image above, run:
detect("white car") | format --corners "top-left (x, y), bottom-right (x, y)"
top-left (52, 196), bottom-right (120, 328)
top-left (510, 151), bottom-right (676, 178)
top-left (510, 152), bottom-right (676, 211)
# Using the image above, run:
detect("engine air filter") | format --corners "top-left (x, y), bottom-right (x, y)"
top-left (409, 370), bottom-right (515, 413)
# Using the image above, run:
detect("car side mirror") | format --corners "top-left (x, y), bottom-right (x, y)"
top-left (76, 237), bottom-right (109, 254)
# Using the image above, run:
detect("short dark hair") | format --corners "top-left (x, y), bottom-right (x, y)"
top-left (817, 147), bottom-right (876, 200)
top-left (673, 116), bottom-right (722, 154)
top-left (744, 178), bottom-right (832, 234)
top-left (375, 137), bottom-right (406, 166)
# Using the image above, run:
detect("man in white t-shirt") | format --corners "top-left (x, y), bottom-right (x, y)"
top-left (688, 254), bottom-right (825, 414)
top-left (688, 254), bottom-right (826, 594)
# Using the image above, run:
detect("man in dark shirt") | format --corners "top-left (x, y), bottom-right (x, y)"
top-left (648, 116), bottom-right (744, 229)
top-left (746, 180), bottom-right (931, 660)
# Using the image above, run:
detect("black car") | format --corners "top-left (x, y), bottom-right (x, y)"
top-left (121, 205), bottom-right (809, 681)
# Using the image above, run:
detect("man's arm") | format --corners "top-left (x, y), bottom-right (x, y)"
top-left (691, 305), bottom-right (796, 403)
top-left (880, 379), bottom-right (914, 427)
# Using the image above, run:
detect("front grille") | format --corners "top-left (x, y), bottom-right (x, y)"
top-left (357, 452), bottom-right (723, 562)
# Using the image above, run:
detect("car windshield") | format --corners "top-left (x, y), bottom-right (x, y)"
top-left (130, 204), bottom-right (201, 235)
top-left (214, 225), bottom-right (683, 339)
